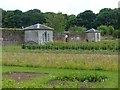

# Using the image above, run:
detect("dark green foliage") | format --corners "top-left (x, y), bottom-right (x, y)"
top-left (67, 14), bottom-right (77, 29)
top-left (21, 40), bottom-right (119, 52)
top-left (45, 12), bottom-right (67, 32)
top-left (97, 25), bottom-right (116, 36)
top-left (21, 44), bottom-right (26, 49)
top-left (56, 74), bottom-right (107, 82)
top-left (1, 8), bottom-right (120, 37)
top-left (76, 10), bottom-right (96, 29)
top-left (2, 9), bottom-right (46, 28)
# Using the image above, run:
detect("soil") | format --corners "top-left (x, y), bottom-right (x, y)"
top-left (49, 80), bottom-right (102, 88)
top-left (49, 80), bottom-right (69, 86)
top-left (80, 82), bottom-right (99, 88)
top-left (2, 72), bottom-right (48, 82)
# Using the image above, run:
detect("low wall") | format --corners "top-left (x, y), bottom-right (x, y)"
top-left (53, 32), bottom-right (86, 42)
top-left (1, 28), bottom-right (24, 46)
top-left (1, 28), bottom-right (86, 46)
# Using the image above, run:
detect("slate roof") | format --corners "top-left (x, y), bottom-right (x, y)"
top-left (24, 23), bottom-right (54, 30)
top-left (85, 28), bottom-right (100, 33)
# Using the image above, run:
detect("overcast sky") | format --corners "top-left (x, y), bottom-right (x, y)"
top-left (0, 0), bottom-right (119, 15)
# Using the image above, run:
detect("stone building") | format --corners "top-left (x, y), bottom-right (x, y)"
top-left (24, 23), bottom-right (54, 44)
top-left (85, 28), bottom-right (101, 42)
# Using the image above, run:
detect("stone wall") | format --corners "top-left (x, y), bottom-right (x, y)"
top-left (1, 28), bottom-right (24, 46)
top-left (1, 28), bottom-right (87, 46)
top-left (53, 32), bottom-right (86, 42)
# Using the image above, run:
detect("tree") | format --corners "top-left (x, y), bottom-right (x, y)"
top-left (2, 10), bottom-right (23, 28)
top-left (95, 8), bottom-right (118, 28)
top-left (67, 14), bottom-right (76, 29)
top-left (23, 9), bottom-right (46, 27)
top-left (0, 8), bottom-right (4, 27)
top-left (69, 26), bottom-right (86, 34)
top-left (108, 26), bottom-right (115, 35)
top-left (112, 30), bottom-right (120, 38)
top-left (97, 25), bottom-right (109, 36)
top-left (1, 8), bottom-right (120, 32)
top-left (76, 10), bottom-right (96, 29)
top-left (3, 11), bottom-right (15, 28)
top-left (45, 12), bottom-right (67, 33)
top-left (116, 8), bottom-right (120, 29)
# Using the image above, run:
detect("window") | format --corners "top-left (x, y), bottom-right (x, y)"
top-left (42, 33), bottom-right (44, 42)
top-left (44, 32), bottom-right (47, 42)
top-left (48, 33), bottom-right (50, 41)
top-left (97, 33), bottom-right (99, 39)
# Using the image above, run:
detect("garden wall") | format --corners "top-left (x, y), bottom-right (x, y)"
top-left (1, 28), bottom-right (24, 46)
top-left (53, 32), bottom-right (86, 42)
top-left (1, 28), bottom-right (86, 46)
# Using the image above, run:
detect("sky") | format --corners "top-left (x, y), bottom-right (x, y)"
top-left (0, 0), bottom-right (119, 15)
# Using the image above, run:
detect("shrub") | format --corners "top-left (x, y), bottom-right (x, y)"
top-left (21, 44), bottom-right (26, 49)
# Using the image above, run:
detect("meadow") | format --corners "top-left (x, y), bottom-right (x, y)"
top-left (2, 40), bottom-right (119, 88)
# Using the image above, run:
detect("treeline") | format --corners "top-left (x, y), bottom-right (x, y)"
top-left (1, 8), bottom-right (120, 37)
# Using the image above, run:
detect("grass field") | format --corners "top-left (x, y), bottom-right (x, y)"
top-left (2, 66), bottom-right (118, 88)
top-left (1, 41), bottom-right (119, 88)
top-left (2, 52), bottom-right (118, 71)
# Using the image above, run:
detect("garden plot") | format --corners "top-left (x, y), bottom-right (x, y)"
top-left (48, 80), bottom-right (103, 88)
top-left (48, 74), bottom-right (107, 88)
top-left (2, 66), bottom-right (118, 88)
top-left (3, 72), bottom-right (48, 82)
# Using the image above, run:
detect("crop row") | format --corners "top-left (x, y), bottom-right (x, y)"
top-left (21, 42), bottom-right (119, 51)
top-left (56, 74), bottom-right (107, 82)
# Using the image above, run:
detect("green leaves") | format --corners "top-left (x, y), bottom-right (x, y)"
top-left (76, 10), bottom-right (96, 29)
top-left (45, 12), bottom-right (66, 33)
top-left (1, 8), bottom-right (120, 36)
top-left (56, 74), bottom-right (107, 82)
top-left (97, 25), bottom-right (115, 36)
top-left (22, 41), bottom-right (119, 52)
top-left (2, 78), bottom-right (16, 88)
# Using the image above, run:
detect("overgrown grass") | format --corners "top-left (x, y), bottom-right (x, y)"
top-left (2, 42), bottom-right (118, 71)
top-left (2, 52), bottom-right (118, 71)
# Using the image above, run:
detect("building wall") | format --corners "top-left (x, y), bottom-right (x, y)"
top-left (94, 33), bottom-right (101, 42)
top-left (86, 33), bottom-right (101, 42)
top-left (25, 30), bottom-right (38, 44)
top-left (38, 30), bottom-right (53, 44)
top-left (97, 33), bottom-right (101, 41)
top-left (0, 29), bottom-right (2, 46)
top-left (48, 30), bottom-right (53, 42)
top-left (86, 33), bottom-right (95, 42)
top-left (25, 30), bottom-right (53, 44)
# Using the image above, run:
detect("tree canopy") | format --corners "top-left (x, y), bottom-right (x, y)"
top-left (1, 8), bottom-right (120, 37)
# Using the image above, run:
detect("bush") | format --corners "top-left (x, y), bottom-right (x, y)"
top-left (21, 44), bottom-right (26, 49)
